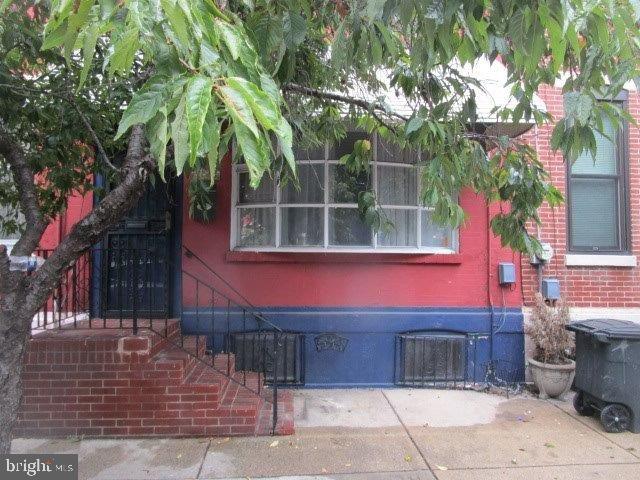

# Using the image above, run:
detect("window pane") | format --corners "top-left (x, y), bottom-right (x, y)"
top-left (329, 208), bottom-right (372, 246)
top-left (329, 164), bottom-right (371, 203)
top-left (379, 209), bottom-right (417, 247)
top-left (571, 117), bottom-right (617, 176)
top-left (378, 165), bottom-right (417, 206)
top-left (329, 132), bottom-right (369, 159)
top-left (238, 172), bottom-right (274, 204)
top-left (281, 164), bottom-right (325, 203)
top-left (570, 178), bottom-right (618, 249)
top-left (377, 139), bottom-right (419, 164)
top-left (421, 211), bottom-right (454, 248)
top-left (237, 208), bottom-right (275, 247)
top-left (280, 208), bottom-right (324, 246)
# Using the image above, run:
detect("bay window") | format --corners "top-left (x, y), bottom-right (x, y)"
top-left (231, 133), bottom-right (458, 253)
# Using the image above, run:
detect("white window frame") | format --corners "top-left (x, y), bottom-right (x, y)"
top-left (230, 135), bottom-right (459, 254)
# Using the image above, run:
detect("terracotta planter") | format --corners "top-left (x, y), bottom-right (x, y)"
top-left (527, 358), bottom-right (575, 399)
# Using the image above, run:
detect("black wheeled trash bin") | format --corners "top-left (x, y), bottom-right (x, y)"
top-left (567, 319), bottom-right (640, 433)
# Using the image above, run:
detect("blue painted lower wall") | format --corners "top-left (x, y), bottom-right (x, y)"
top-left (180, 306), bottom-right (525, 388)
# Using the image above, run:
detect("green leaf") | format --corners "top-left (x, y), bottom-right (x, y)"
top-left (185, 76), bottom-right (213, 166)
top-left (41, 24), bottom-right (68, 51)
top-left (115, 76), bottom-right (171, 139)
top-left (171, 94), bottom-right (190, 175)
top-left (0, 0), bottom-right (11, 15)
top-left (63, 0), bottom-right (93, 62)
top-left (160, 0), bottom-right (193, 58)
top-left (234, 121), bottom-right (270, 186)
top-left (564, 92), bottom-right (593, 127)
top-left (216, 19), bottom-right (242, 60)
top-left (546, 16), bottom-right (566, 72)
top-left (365, 0), bottom-right (387, 21)
top-left (226, 77), bottom-right (280, 130)
top-left (108, 27), bottom-right (140, 76)
top-left (201, 110), bottom-right (221, 185)
top-left (405, 116), bottom-right (424, 135)
top-left (199, 40), bottom-right (220, 68)
top-left (259, 73), bottom-right (281, 101)
top-left (78, 21), bottom-right (101, 91)
top-left (275, 117), bottom-right (295, 175)
top-left (283, 11), bottom-right (307, 47)
top-left (218, 84), bottom-right (260, 138)
top-left (148, 107), bottom-right (168, 180)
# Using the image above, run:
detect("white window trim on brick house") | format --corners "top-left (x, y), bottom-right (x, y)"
top-left (566, 93), bottom-right (632, 255)
top-left (565, 253), bottom-right (637, 267)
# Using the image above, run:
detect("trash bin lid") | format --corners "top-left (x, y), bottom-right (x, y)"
top-left (567, 318), bottom-right (640, 340)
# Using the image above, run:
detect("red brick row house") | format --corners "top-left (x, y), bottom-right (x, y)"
top-left (4, 61), bottom-right (638, 438)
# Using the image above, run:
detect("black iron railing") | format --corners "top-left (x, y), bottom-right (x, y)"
top-left (32, 249), bottom-right (92, 331)
top-left (29, 246), bottom-right (291, 434)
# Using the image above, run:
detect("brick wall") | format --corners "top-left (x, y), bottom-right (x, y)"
top-left (14, 327), bottom-right (294, 438)
top-left (520, 85), bottom-right (640, 308)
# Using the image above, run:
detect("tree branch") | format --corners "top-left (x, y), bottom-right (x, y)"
top-left (0, 84), bottom-right (119, 172)
top-left (282, 83), bottom-right (528, 148)
top-left (281, 82), bottom-right (411, 122)
top-left (24, 125), bottom-right (155, 313)
top-left (66, 96), bottom-right (119, 172)
top-left (0, 121), bottom-right (48, 256)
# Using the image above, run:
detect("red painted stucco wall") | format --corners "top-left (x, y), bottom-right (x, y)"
top-left (181, 157), bottom-right (522, 309)
top-left (39, 190), bottom-right (93, 250)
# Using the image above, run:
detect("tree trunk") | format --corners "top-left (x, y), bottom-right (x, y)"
top-left (0, 125), bottom-right (155, 453)
top-left (0, 279), bottom-right (32, 454)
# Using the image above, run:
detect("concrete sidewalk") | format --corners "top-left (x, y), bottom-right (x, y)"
top-left (12, 389), bottom-right (640, 480)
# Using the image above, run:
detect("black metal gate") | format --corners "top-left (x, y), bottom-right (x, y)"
top-left (101, 180), bottom-right (174, 318)
top-left (394, 331), bottom-right (473, 388)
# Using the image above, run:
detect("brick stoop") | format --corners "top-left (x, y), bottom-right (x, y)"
top-left (15, 322), bottom-right (294, 438)
top-left (255, 389), bottom-right (295, 436)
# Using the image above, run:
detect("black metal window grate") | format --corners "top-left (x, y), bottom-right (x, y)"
top-left (231, 331), bottom-right (305, 386)
top-left (395, 332), bottom-right (470, 388)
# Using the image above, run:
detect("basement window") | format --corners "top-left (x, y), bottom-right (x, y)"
top-left (231, 133), bottom-right (458, 254)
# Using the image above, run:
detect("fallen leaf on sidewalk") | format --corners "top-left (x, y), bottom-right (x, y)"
top-left (176, 454), bottom-right (182, 459)
top-left (269, 440), bottom-right (279, 448)
top-left (544, 442), bottom-right (555, 448)
top-left (435, 465), bottom-right (448, 471)
top-left (404, 455), bottom-right (412, 462)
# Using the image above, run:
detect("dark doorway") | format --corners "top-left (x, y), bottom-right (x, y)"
top-left (101, 179), bottom-right (176, 318)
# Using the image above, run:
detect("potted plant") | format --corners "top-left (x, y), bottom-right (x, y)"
top-left (526, 293), bottom-right (575, 399)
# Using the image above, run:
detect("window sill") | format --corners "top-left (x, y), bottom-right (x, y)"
top-left (225, 250), bottom-right (463, 264)
top-left (565, 254), bottom-right (637, 267)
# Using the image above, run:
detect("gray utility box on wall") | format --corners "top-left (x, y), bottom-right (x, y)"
top-left (498, 262), bottom-right (516, 285)
top-left (541, 278), bottom-right (560, 300)
top-left (568, 319), bottom-right (640, 433)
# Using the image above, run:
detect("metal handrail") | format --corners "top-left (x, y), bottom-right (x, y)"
top-left (31, 246), bottom-right (284, 434)
top-left (183, 246), bottom-right (283, 333)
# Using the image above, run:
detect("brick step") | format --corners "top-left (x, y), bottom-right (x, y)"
top-left (17, 331), bottom-right (295, 438)
top-left (255, 389), bottom-right (295, 436)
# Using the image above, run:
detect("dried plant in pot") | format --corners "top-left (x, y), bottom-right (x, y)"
top-left (525, 293), bottom-right (575, 399)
